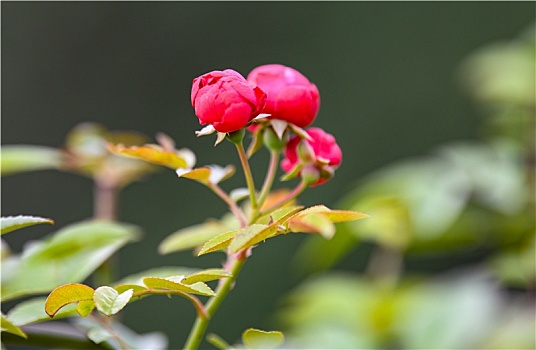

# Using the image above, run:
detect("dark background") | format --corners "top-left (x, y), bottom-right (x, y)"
top-left (2, 2), bottom-right (534, 348)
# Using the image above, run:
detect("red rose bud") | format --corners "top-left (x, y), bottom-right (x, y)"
top-left (281, 127), bottom-right (342, 186)
top-left (191, 69), bottom-right (266, 133)
top-left (247, 64), bottom-right (320, 128)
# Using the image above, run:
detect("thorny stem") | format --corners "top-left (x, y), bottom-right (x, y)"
top-left (236, 142), bottom-right (258, 212)
top-left (183, 250), bottom-right (247, 350)
top-left (208, 183), bottom-right (248, 228)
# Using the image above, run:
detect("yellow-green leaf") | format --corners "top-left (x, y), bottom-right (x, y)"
top-left (198, 230), bottom-right (239, 256)
top-left (1, 313), bottom-right (27, 339)
top-left (77, 300), bottom-right (96, 317)
top-left (288, 212), bottom-right (335, 239)
top-left (1, 145), bottom-right (64, 176)
top-left (242, 328), bottom-right (284, 349)
top-left (182, 269), bottom-right (232, 284)
top-left (45, 283), bottom-right (94, 317)
top-left (159, 221), bottom-right (229, 255)
top-left (7, 297), bottom-right (79, 327)
top-left (229, 224), bottom-right (277, 253)
top-left (143, 277), bottom-right (216, 296)
top-left (1, 215), bottom-right (54, 235)
top-left (109, 143), bottom-right (192, 169)
top-left (322, 209), bottom-right (369, 223)
top-left (114, 284), bottom-right (148, 294)
top-left (177, 165), bottom-right (235, 185)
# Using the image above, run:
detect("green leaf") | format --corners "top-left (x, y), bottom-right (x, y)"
top-left (177, 165), bottom-right (235, 185)
top-left (143, 277), bottom-right (216, 296)
top-left (229, 224), bottom-right (278, 253)
top-left (198, 230), bottom-right (238, 256)
top-left (114, 284), bottom-right (148, 295)
top-left (159, 221), bottom-right (230, 255)
top-left (182, 269), bottom-right (232, 284)
top-left (242, 328), bottom-right (284, 349)
top-left (7, 297), bottom-right (78, 327)
top-left (256, 206), bottom-right (303, 225)
top-left (93, 286), bottom-right (133, 316)
top-left (74, 317), bottom-right (168, 349)
top-left (115, 266), bottom-right (199, 286)
top-left (1, 313), bottom-right (27, 339)
top-left (1, 215), bottom-right (54, 235)
top-left (2, 220), bottom-right (139, 301)
top-left (45, 283), bottom-right (94, 317)
top-left (1, 145), bottom-right (64, 176)
top-left (77, 300), bottom-right (96, 317)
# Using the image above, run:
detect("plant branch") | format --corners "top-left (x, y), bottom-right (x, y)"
top-left (235, 142), bottom-right (258, 211)
top-left (258, 179), bottom-right (308, 217)
top-left (208, 183), bottom-right (248, 228)
top-left (183, 250), bottom-right (247, 350)
top-left (253, 150), bottom-right (280, 221)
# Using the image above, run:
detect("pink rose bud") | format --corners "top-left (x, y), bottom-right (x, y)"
top-left (191, 69), bottom-right (266, 133)
top-left (281, 127), bottom-right (342, 186)
top-left (247, 64), bottom-right (320, 128)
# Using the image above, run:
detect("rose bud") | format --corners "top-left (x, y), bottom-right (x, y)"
top-left (247, 64), bottom-right (320, 128)
top-left (191, 69), bottom-right (266, 133)
top-left (281, 127), bottom-right (342, 186)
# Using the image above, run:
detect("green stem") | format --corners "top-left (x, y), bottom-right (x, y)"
top-left (235, 142), bottom-right (258, 211)
top-left (258, 180), bottom-right (308, 217)
top-left (183, 251), bottom-right (247, 350)
top-left (253, 150), bottom-right (280, 220)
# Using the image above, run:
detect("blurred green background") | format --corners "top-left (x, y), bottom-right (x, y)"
top-left (2, 2), bottom-right (534, 349)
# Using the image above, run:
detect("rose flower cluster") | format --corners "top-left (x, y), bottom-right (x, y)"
top-left (191, 64), bottom-right (342, 186)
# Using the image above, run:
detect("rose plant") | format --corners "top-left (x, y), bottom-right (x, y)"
top-left (1, 64), bottom-right (367, 349)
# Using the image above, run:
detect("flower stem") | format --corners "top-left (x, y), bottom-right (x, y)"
top-left (254, 150), bottom-right (280, 219)
top-left (235, 142), bottom-right (258, 211)
top-left (183, 251), bottom-right (247, 350)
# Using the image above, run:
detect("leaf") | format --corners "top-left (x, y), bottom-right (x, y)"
top-left (229, 224), bottom-right (277, 253)
top-left (158, 221), bottom-right (230, 255)
top-left (74, 317), bottom-right (168, 349)
top-left (45, 283), bottom-right (94, 317)
top-left (1, 145), bottom-right (64, 176)
top-left (1, 313), bottom-right (27, 339)
top-left (2, 220), bottom-right (139, 301)
top-left (114, 284), bottom-right (148, 295)
top-left (177, 165), bottom-right (235, 185)
top-left (108, 143), bottom-right (193, 169)
top-left (182, 269), bottom-right (232, 284)
top-left (198, 230), bottom-right (238, 256)
top-left (288, 212), bottom-right (335, 239)
top-left (287, 205), bottom-right (369, 239)
top-left (93, 286), bottom-right (133, 316)
top-left (242, 328), bottom-right (284, 349)
top-left (143, 277), bottom-right (216, 296)
top-left (7, 297), bottom-right (79, 327)
top-left (115, 266), bottom-right (200, 286)
top-left (1, 215), bottom-right (54, 235)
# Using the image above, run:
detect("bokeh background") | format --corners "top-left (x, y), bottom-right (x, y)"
top-left (2, 2), bottom-right (535, 349)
